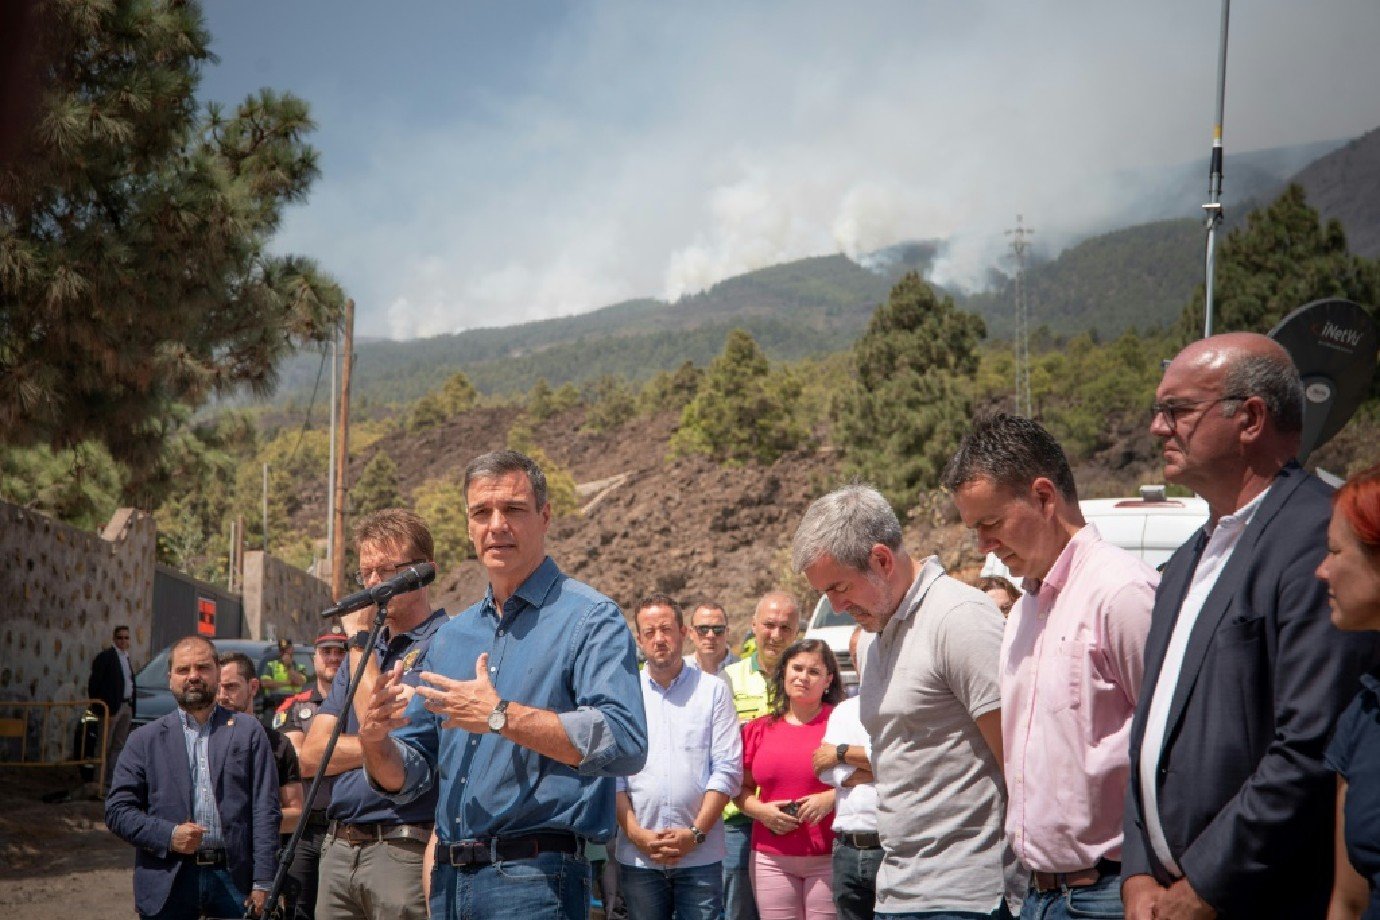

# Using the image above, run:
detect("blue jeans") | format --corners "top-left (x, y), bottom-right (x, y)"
top-left (1018, 873), bottom-right (1122, 920)
top-left (723, 818), bottom-right (759, 920)
top-left (141, 865), bottom-right (246, 920)
top-left (429, 851), bottom-right (590, 920)
top-left (619, 861), bottom-right (723, 920)
top-left (833, 841), bottom-right (883, 920)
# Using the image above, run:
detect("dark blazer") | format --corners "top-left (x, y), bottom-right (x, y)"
top-left (89, 646), bottom-right (134, 719)
top-left (1123, 463), bottom-right (1380, 917)
top-left (106, 705), bottom-right (281, 916)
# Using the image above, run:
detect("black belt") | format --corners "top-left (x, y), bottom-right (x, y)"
top-left (436, 832), bottom-right (582, 867)
top-left (834, 830), bottom-right (882, 850)
top-left (191, 848), bottom-right (228, 868)
top-left (327, 820), bottom-right (432, 846)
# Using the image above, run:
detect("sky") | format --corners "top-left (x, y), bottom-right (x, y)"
top-left (199, 1), bottom-right (1380, 341)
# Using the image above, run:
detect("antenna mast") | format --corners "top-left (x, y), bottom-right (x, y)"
top-left (1006, 215), bottom-right (1035, 416)
top-left (1202, 0), bottom-right (1230, 338)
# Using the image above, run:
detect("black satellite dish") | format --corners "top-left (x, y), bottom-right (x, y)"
top-left (1269, 298), bottom-right (1379, 466)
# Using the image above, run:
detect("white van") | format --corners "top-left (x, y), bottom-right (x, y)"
top-left (806, 486), bottom-right (1209, 684)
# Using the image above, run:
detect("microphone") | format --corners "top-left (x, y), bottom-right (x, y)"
top-left (322, 562), bottom-right (437, 618)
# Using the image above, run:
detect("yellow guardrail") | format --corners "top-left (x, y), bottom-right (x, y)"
top-left (0, 698), bottom-right (110, 796)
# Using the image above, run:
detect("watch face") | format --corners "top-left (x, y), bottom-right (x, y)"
top-left (487, 709), bottom-right (506, 732)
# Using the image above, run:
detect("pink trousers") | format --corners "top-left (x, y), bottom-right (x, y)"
top-left (750, 850), bottom-right (837, 920)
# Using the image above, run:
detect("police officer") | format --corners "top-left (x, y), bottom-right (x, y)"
top-left (277, 629), bottom-right (347, 920)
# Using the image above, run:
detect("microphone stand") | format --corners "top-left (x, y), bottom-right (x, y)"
top-left (253, 601), bottom-right (391, 920)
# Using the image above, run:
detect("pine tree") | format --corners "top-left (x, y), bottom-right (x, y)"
top-left (440, 371), bottom-right (478, 414)
top-left (527, 378), bottom-right (556, 421)
top-left (412, 476), bottom-right (472, 572)
top-left (835, 273), bottom-right (986, 514)
top-left (353, 453), bottom-right (400, 517)
top-left (1177, 183), bottom-right (1380, 342)
top-left (0, 1), bottom-right (345, 504)
top-left (584, 375), bottom-right (637, 433)
top-left (672, 329), bottom-right (806, 463)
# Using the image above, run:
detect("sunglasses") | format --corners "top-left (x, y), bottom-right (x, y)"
top-left (693, 625), bottom-right (727, 637)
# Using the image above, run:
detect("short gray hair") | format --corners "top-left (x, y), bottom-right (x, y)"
top-left (791, 484), bottom-right (903, 573)
top-left (1221, 352), bottom-right (1303, 434)
top-left (463, 449), bottom-right (549, 509)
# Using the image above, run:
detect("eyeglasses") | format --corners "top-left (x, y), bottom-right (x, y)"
top-left (693, 625), bottom-right (727, 637)
top-left (353, 560), bottom-right (426, 588)
top-left (1150, 394), bottom-right (1246, 427)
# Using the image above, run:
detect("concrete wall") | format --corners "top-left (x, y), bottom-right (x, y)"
top-left (0, 502), bottom-right (332, 761)
top-left (242, 550), bottom-right (334, 644)
top-left (0, 503), bottom-right (157, 761)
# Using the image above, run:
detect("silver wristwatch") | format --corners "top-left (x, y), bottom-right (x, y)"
top-left (486, 699), bottom-right (510, 733)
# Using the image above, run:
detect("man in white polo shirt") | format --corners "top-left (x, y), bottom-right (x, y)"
top-left (813, 626), bottom-right (879, 920)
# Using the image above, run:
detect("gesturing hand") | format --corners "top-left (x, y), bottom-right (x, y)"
top-left (358, 661), bottom-right (410, 745)
top-left (416, 653), bottom-right (502, 733)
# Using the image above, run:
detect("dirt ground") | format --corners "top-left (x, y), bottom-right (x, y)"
top-left (0, 767), bottom-right (136, 918)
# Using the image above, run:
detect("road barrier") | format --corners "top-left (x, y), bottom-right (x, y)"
top-left (0, 698), bottom-right (110, 796)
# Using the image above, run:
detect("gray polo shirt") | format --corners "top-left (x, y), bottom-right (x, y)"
top-left (860, 555), bottom-right (1018, 915)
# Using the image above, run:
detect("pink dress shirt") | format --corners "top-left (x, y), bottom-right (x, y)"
top-left (1001, 523), bottom-right (1158, 873)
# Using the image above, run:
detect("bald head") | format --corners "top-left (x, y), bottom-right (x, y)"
top-left (1167, 333), bottom-right (1302, 435)
top-left (1155, 332), bottom-right (1302, 517)
top-left (752, 590), bottom-right (800, 672)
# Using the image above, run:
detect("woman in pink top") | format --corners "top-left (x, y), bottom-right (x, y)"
top-left (737, 638), bottom-right (844, 920)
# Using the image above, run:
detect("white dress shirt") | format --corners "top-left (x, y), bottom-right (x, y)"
top-left (1139, 487), bottom-right (1270, 875)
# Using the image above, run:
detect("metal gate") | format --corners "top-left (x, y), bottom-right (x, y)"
top-left (151, 565), bottom-right (244, 650)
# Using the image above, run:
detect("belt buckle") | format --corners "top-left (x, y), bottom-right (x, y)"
top-left (194, 850), bottom-right (219, 867)
top-left (448, 840), bottom-right (487, 866)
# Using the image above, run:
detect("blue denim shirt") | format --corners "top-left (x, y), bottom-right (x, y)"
top-left (180, 708), bottom-right (223, 848)
top-left (385, 557), bottom-right (647, 844)
top-left (320, 608), bottom-right (447, 824)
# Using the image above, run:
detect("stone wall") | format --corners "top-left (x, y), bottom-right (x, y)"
top-left (0, 503), bottom-right (332, 762)
top-left (0, 503), bottom-right (157, 761)
top-left (242, 550), bottom-right (334, 644)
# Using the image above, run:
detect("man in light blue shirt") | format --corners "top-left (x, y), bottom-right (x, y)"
top-left (617, 594), bottom-right (743, 919)
top-left (356, 450), bottom-right (648, 920)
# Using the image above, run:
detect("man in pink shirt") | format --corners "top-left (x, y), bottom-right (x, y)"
top-left (945, 414), bottom-right (1157, 920)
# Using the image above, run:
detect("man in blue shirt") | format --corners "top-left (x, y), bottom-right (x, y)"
top-left (357, 449), bottom-right (648, 920)
top-left (616, 594), bottom-right (742, 920)
top-left (300, 509), bottom-right (447, 920)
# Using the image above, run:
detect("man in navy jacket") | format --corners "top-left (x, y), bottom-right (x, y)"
top-left (1122, 333), bottom-right (1380, 919)
top-left (107, 635), bottom-right (280, 919)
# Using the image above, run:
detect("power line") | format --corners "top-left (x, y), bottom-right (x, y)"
top-left (286, 337), bottom-right (332, 463)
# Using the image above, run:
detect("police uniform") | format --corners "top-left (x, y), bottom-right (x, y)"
top-left (275, 634), bottom-right (342, 920)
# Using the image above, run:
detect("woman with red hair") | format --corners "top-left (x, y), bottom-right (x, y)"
top-left (1319, 464), bottom-right (1380, 920)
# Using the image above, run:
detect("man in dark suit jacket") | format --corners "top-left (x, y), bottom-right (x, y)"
top-left (89, 624), bottom-right (135, 786)
top-left (1122, 333), bottom-right (1380, 919)
top-left (107, 635), bottom-right (280, 919)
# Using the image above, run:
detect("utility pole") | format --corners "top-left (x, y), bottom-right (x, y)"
top-left (325, 329), bottom-right (338, 575)
top-left (227, 518), bottom-right (238, 593)
top-left (1005, 215), bottom-right (1035, 417)
top-left (262, 462), bottom-right (270, 552)
top-left (331, 299), bottom-right (355, 600)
